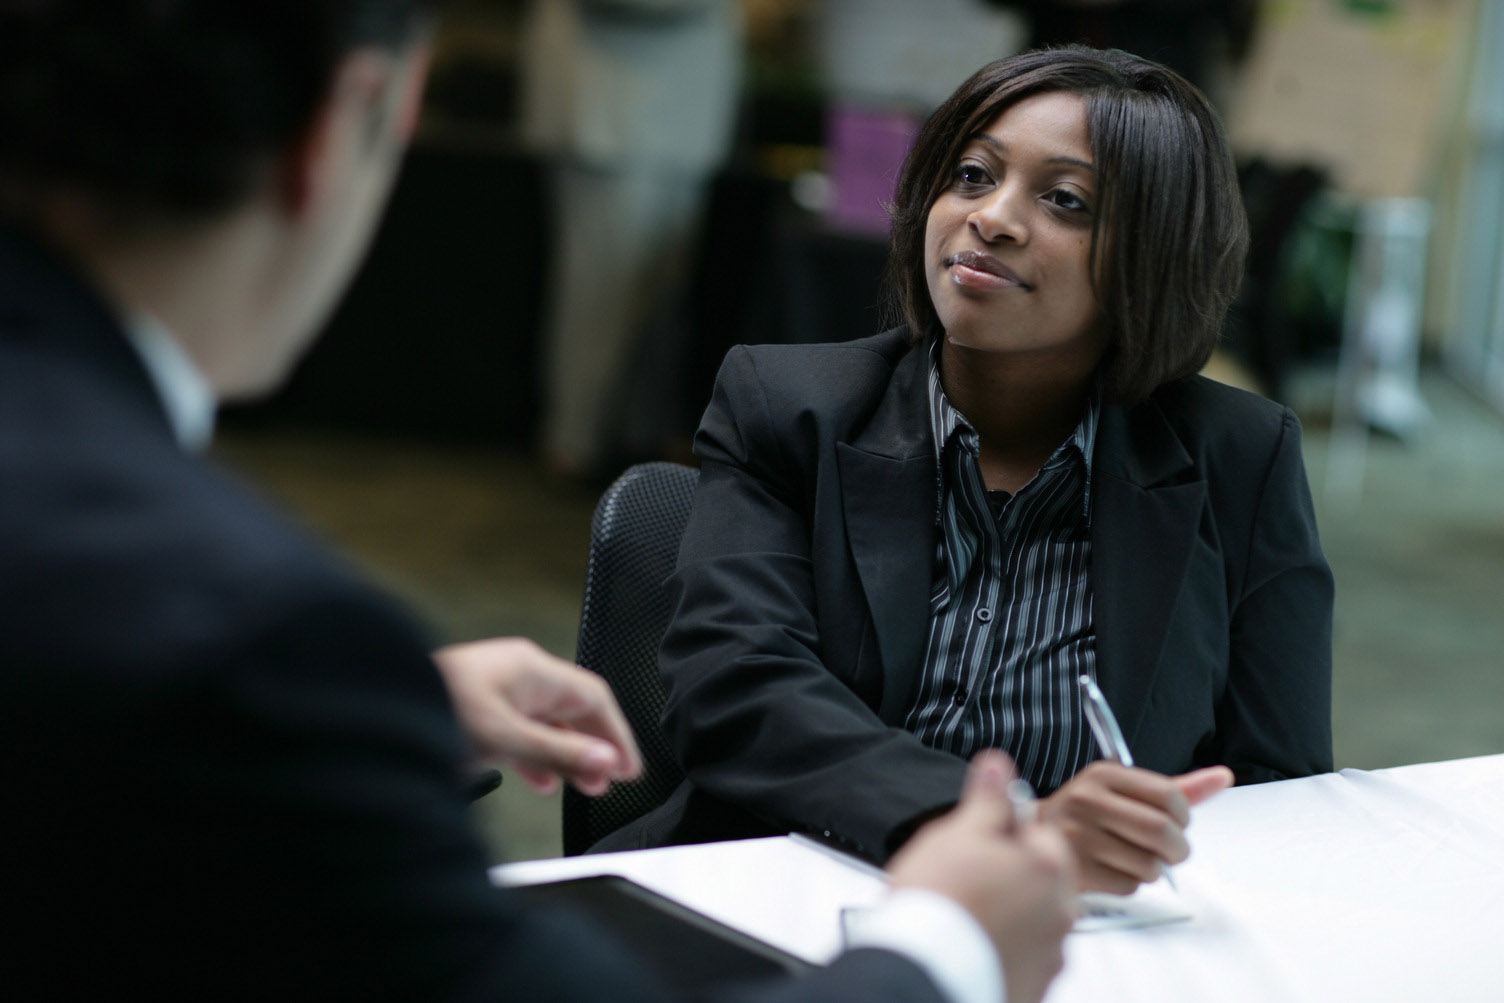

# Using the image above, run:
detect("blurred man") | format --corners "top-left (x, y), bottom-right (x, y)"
top-left (522, 0), bottom-right (743, 479)
top-left (0, 3), bottom-right (1074, 1001)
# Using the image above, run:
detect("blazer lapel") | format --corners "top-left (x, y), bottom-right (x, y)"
top-left (1090, 399), bottom-right (1206, 747)
top-left (834, 339), bottom-right (938, 722)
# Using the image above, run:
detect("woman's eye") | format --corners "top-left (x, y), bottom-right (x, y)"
top-left (1048, 188), bottom-right (1091, 213)
top-left (953, 163), bottom-right (991, 187)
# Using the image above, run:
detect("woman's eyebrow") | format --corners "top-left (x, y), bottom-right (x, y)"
top-left (967, 133), bottom-right (1096, 174)
top-left (1046, 156), bottom-right (1096, 174)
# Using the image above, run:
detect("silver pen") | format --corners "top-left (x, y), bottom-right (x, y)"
top-left (1006, 777), bottom-right (1038, 828)
top-left (1077, 673), bottom-right (1178, 891)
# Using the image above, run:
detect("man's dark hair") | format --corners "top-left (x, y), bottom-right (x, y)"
top-left (0, 1), bottom-right (441, 224)
top-left (884, 45), bottom-right (1249, 404)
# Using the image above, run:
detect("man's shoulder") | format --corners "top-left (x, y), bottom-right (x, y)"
top-left (0, 263), bottom-right (417, 681)
top-left (0, 403), bottom-right (402, 683)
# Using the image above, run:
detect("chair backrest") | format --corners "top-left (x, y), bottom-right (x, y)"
top-left (562, 462), bottom-right (699, 855)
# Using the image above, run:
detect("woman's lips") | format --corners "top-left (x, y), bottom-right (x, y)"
top-left (946, 251), bottom-right (1030, 291)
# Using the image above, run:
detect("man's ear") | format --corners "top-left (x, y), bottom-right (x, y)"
top-left (394, 44), bottom-right (432, 144)
top-left (275, 47), bottom-right (423, 219)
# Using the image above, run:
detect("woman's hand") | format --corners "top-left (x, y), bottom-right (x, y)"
top-left (433, 638), bottom-right (643, 796)
top-left (1039, 761), bottom-right (1232, 894)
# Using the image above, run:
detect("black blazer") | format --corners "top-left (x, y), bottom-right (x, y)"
top-left (0, 228), bottom-right (946, 1003)
top-left (604, 329), bottom-right (1332, 863)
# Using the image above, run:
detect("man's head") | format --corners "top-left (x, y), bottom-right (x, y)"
top-left (0, 1), bottom-right (441, 397)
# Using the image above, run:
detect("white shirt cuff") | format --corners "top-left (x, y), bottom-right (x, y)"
top-left (842, 887), bottom-right (1005, 1003)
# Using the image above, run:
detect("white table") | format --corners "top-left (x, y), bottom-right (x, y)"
top-left (495, 755), bottom-right (1504, 1002)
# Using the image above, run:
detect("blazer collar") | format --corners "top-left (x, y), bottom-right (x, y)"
top-left (846, 331), bottom-right (935, 462)
top-left (1089, 395), bottom-right (1207, 748)
top-left (0, 224), bottom-right (177, 443)
top-left (833, 334), bottom-right (1211, 737)
top-left (834, 335), bottom-right (939, 721)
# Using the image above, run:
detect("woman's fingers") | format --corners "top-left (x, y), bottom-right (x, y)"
top-left (1089, 762), bottom-right (1191, 826)
top-left (1074, 823), bottom-right (1172, 887)
top-left (1042, 761), bottom-right (1216, 892)
top-left (1175, 765), bottom-right (1234, 806)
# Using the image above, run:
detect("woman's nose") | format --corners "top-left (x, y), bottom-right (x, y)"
top-left (969, 184), bottom-right (1028, 244)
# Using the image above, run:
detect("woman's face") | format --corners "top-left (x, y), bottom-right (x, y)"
top-left (923, 90), bottom-right (1105, 369)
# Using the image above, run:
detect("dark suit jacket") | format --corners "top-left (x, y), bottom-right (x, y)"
top-left (0, 227), bottom-right (945, 1002)
top-left (603, 329), bottom-right (1333, 863)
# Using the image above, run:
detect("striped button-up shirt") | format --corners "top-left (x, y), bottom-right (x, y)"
top-left (903, 339), bottom-right (1100, 795)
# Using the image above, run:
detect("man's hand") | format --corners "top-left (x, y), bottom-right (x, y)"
top-left (888, 752), bottom-right (1077, 1003)
top-left (433, 638), bottom-right (642, 796)
top-left (1039, 761), bottom-right (1232, 893)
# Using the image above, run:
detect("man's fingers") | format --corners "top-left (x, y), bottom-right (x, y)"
top-left (503, 710), bottom-right (625, 788)
top-left (439, 637), bottom-right (644, 785)
top-left (1021, 823), bottom-right (1078, 893)
top-left (565, 691), bottom-right (643, 781)
top-left (1175, 765), bottom-right (1234, 806)
top-left (522, 656), bottom-right (643, 781)
top-left (954, 750), bottom-right (1018, 831)
top-left (512, 762), bottom-right (561, 795)
top-left (963, 750), bottom-right (1016, 797)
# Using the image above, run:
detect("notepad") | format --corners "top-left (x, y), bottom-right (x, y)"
top-left (511, 874), bottom-right (813, 991)
top-left (1075, 878), bottom-right (1193, 932)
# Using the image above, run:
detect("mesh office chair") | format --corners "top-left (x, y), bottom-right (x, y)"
top-left (562, 462), bottom-right (699, 855)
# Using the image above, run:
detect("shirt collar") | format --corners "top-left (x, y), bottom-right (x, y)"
top-left (121, 313), bottom-right (217, 452)
top-left (924, 335), bottom-right (1100, 522)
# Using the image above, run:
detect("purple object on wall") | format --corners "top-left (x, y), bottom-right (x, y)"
top-left (825, 103), bottom-right (920, 237)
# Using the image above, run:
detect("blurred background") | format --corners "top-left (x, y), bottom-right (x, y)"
top-left (217, 0), bottom-right (1504, 861)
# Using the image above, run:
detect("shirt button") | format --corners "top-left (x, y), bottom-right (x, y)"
top-left (975, 607), bottom-right (993, 622)
top-left (953, 688), bottom-right (968, 705)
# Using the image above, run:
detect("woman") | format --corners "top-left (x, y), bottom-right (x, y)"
top-left (604, 46), bottom-right (1333, 894)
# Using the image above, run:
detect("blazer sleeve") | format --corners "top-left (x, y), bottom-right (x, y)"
top-left (181, 587), bottom-right (666, 1000)
top-left (659, 347), bottom-right (969, 862)
top-left (1213, 408), bottom-right (1335, 782)
top-left (186, 585), bottom-right (948, 1003)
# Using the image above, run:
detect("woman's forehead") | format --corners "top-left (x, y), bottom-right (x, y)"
top-left (968, 91), bottom-right (1092, 161)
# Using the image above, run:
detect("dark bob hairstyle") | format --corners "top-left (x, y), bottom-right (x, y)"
top-left (885, 46), bottom-right (1249, 404)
